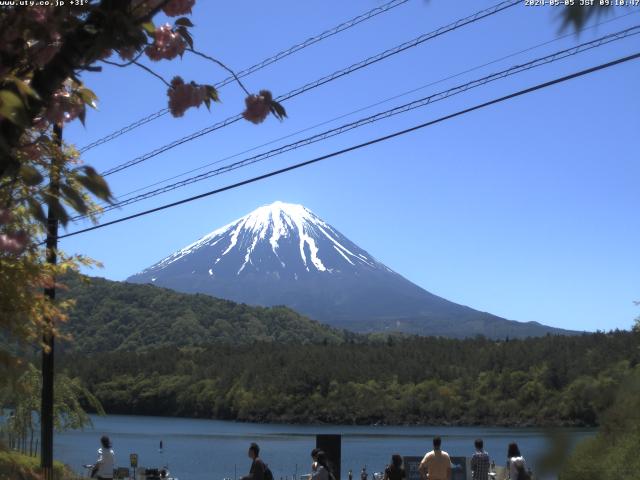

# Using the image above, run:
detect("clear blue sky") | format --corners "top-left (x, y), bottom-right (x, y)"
top-left (63, 0), bottom-right (640, 332)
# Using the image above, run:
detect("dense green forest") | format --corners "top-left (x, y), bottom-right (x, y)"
top-left (560, 366), bottom-right (640, 479)
top-left (60, 330), bottom-right (639, 427)
top-left (54, 274), bottom-right (640, 428)
top-left (59, 274), bottom-right (350, 353)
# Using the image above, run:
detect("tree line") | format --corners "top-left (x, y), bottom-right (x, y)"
top-left (59, 330), bottom-right (639, 427)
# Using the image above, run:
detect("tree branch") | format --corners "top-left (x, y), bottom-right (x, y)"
top-left (127, 60), bottom-right (172, 88)
top-left (187, 48), bottom-right (251, 96)
top-left (0, 0), bottom-right (132, 178)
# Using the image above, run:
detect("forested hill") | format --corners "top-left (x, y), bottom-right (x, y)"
top-left (59, 274), bottom-right (350, 353)
top-left (60, 330), bottom-right (640, 427)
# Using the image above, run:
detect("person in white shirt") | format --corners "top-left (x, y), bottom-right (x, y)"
top-left (91, 435), bottom-right (115, 480)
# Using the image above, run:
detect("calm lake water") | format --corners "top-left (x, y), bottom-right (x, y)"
top-left (54, 415), bottom-right (594, 480)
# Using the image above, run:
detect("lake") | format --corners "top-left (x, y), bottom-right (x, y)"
top-left (54, 415), bottom-right (594, 480)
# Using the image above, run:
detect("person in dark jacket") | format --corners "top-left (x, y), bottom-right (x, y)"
top-left (312, 450), bottom-right (335, 480)
top-left (383, 454), bottom-right (405, 480)
top-left (241, 443), bottom-right (266, 480)
top-left (311, 448), bottom-right (322, 474)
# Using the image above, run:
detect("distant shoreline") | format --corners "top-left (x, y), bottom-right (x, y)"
top-left (79, 412), bottom-right (600, 431)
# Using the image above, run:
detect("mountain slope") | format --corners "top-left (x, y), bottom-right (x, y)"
top-left (127, 201), bottom-right (576, 338)
top-left (60, 274), bottom-right (348, 354)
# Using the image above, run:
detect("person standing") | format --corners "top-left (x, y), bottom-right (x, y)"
top-left (312, 451), bottom-right (335, 480)
top-left (311, 448), bottom-right (322, 474)
top-left (418, 436), bottom-right (451, 480)
top-left (91, 435), bottom-right (115, 480)
top-left (383, 454), bottom-right (405, 480)
top-left (241, 443), bottom-right (267, 480)
top-left (361, 466), bottom-right (368, 480)
top-left (506, 443), bottom-right (528, 480)
top-left (470, 439), bottom-right (490, 480)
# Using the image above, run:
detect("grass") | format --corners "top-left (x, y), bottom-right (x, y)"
top-left (0, 447), bottom-right (80, 480)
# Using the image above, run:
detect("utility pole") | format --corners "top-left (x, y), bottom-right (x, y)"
top-left (40, 123), bottom-right (61, 480)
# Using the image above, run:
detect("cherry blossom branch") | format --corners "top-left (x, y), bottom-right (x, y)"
top-left (101, 59), bottom-right (171, 88)
top-left (187, 48), bottom-right (251, 96)
top-left (100, 49), bottom-right (146, 68)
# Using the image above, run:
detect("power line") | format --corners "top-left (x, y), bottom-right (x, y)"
top-left (78, 0), bottom-right (411, 153)
top-left (99, 0), bottom-right (520, 177)
top-left (79, 109), bottom-right (169, 153)
top-left (106, 10), bottom-right (639, 204)
top-left (75, 25), bottom-right (640, 220)
top-left (56, 51), bottom-right (640, 241)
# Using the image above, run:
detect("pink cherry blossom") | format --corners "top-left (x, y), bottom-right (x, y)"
top-left (145, 24), bottom-right (186, 62)
top-left (32, 116), bottom-right (49, 131)
top-left (99, 49), bottom-right (113, 60)
top-left (118, 47), bottom-right (136, 61)
top-left (0, 231), bottom-right (28, 255)
top-left (45, 89), bottom-right (84, 125)
top-left (33, 44), bottom-right (60, 67)
top-left (162, 0), bottom-right (195, 17)
top-left (242, 90), bottom-right (273, 124)
top-left (167, 76), bottom-right (207, 117)
top-left (29, 6), bottom-right (50, 24)
top-left (32, 32), bottom-right (62, 67)
top-left (19, 144), bottom-right (42, 161)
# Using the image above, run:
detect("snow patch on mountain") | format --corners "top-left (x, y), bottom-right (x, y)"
top-left (138, 201), bottom-right (378, 277)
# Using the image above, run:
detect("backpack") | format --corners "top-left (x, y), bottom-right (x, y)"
top-left (264, 464), bottom-right (274, 480)
top-left (515, 463), bottom-right (531, 480)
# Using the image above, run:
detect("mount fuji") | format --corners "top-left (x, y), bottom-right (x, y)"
top-left (127, 201), bottom-right (574, 338)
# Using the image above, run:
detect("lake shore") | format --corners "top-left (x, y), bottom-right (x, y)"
top-left (54, 414), bottom-right (595, 480)
top-left (86, 408), bottom-right (598, 429)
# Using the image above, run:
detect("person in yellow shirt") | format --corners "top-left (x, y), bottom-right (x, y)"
top-left (418, 437), bottom-right (451, 480)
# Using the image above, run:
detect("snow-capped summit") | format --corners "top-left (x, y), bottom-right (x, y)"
top-left (146, 201), bottom-right (384, 278)
top-left (127, 202), bottom-right (572, 338)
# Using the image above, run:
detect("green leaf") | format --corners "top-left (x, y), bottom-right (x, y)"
top-left (20, 165), bottom-right (44, 186)
top-left (0, 90), bottom-right (29, 127)
top-left (206, 85), bottom-right (220, 103)
top-left (559, 4), bottom-right (611, 31)
top-left (76, 166), bottom-right (113, 203)
top-left (84, 23), bottom-right (98, 35)
top-left (27, 197), bottom-right (47, 224)
top-left (61, 184), bottom-right (89, 215)
top-left (141, 21), bottom-right (156, 35)
top-left (270, 100), bottom-right (287, 121)
top-left (6, 76), bottom-right (40, 100)
top-left (45, 195), bottom-right (70, 227)
top-left (175, 17), bottom-right (194, 27)
top-left (177, 26), bottom-right (194, 49)
top-left (78, 87), bottom-right (98, 109)
top-left (78, 105), bottom-right (87, 126)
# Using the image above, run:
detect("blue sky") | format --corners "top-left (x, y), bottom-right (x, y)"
top-left (63, 0), bottom-right (640, 332)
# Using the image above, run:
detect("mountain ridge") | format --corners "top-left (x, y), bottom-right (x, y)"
top-left (59, 273), bottom-right (349, 354)
top-left (127, 201), bottom-right (577, 338)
